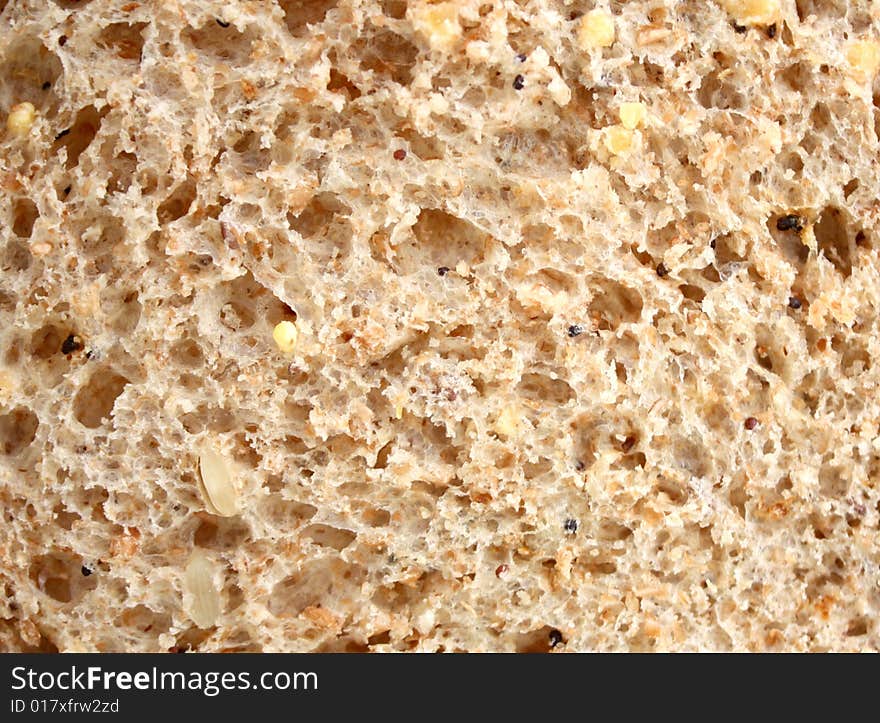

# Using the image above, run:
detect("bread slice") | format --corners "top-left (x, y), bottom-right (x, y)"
top-left (2, 0), bottom-right (879, 652)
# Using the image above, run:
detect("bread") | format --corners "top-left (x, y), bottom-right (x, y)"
top-left (2, 0), bottom-right (879, 652)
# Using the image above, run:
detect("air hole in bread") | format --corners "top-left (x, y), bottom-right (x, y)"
top-left (394, 126), bottom-right (445, 160)
top-left (517, 373), bottom-right (574, 405)
top-left (157, 177), bottom-right (197, 224)
top-left (0, 407), bottom-right (38, 455)
top-left (116, 605), bottom-right (171, 636)
top-left (327, 67), bottom-right (361, 100)
top-left (814, 205), bottom-right (853, 277)
top-left (269, 559), bottom-right (365, 618)
top-left (400, 209), bottom-right (490, 274)
top-left (819, 464), bottom-right (849, 498)
top-left (73, 368), bottom-right (129, 428)
top-left (359, 29), bottom-right (418, 86)
top-left (98, 22), bottom-right (147, 62)
top-left (362, 507), bottom-right (390, 527)
top-left (28, 551), bottom-right (96, 604)
top-left (588, 277), bottom-right (643, 330)
top-left (29, 324), bottom-right (64, 359)
top-left (12, 199), bottom-right (38, 238)
top-left (302, 524), bottom-right (356, 550)
top-left (280, 0), bottom-right (339, 36)
top-left (52, 105), bottom-right (107, 170)
top-left (288, 193), bottom-right (353, 263)
top-left (795, 0), bottom-right (846, 22)
top-left (0, 37), bottom-right (63, 108)
top-left (179, 405), bottom-right (236, 434)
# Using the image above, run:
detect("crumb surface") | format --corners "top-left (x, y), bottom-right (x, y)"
top-left (1, 0), bottom-right (880, 652)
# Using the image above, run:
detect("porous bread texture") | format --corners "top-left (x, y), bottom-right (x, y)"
top-left (1, 0), bottom-right (879, 653)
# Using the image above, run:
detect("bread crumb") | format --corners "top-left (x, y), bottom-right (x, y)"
top-left (6, 102), bottom-right (36, 136)
top-left (577, 9), bottom-right (615, 50)
top-left (272, 320), bottom-right (299, 355)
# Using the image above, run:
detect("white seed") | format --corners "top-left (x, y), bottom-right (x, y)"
top-left (185, 549), bottom-right (221, 629)
top-left (198, 445), bottom-right (239, 517)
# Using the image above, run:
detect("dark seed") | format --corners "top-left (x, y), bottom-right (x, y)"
top-left (575, 460), bottom-right (585, 471)
top-left (513, 74), bottom-right (525, 90)
top-left (58, 35), bottom-right (67, 46)
top-left (41, 81), bottom-right (51, 90)
top-left (515, 53), bottom-right (527, 62)
top-left (733, 23), bottom-right (747, 33)
top-left (564, 518), bottom-right (578, 533)
top-left (495, 564), bottom-right (509, 577)
top-left (766, 23), bottom-right (777, 38)
top-left (393, 148), bottom-right (407, 161)
top-left (744, 417), bottom-right (759, 430)
top-left (788, 296), bottom-right (802, 310)
top-left (55, 128), bottom-right (70, 140)
top-left (61, 334), bottom-right (83, 355)
top-left (567, 324), bottom-right (584, 338)
top-left (437, 266), bottom-right (449, 276)
top-left (656, 263), bottom-right (669, 277)
top-left (63, 185), bottom-right (71, 196)
top-left (620, 436), bottom-right (636, 453)
top-left (216, 18), bottom-right (230, 27)
top-left (710, 238), bottom-right (717, 250)
top-left (776, 214), bottom-right (802, 232)
top-left (549, 629), bottom-right (564, 648)
top-left (81, 566), bottom-right (92, 577)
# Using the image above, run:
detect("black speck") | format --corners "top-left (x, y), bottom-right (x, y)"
top-left (437, 266), bottom-right (450, 276)
top-left (575, 460), bottom-right (585, 471)
top-left (84, 350), bottom-right (93, 360)
top-left (515, 53), bottom-right (527, 63)
top-left (58, 35), bottom-right (67, 46)
top-left (62, 185), bottom-right (72, 197)
top-left (656, 263), bottom-right (669, 277)
top-left (744, 416), bottom-right (759, 431)
top-left (733, 22), bottom-right (747, 34)
top-left (788, 296), bottom-right (802, 310)
top-left (766, 23), bottom-right (777, 39)
top-left (776, 214), bottom-right (802, 232)
top-left (41, 81), bottom-right (51, 90)
top-left (55, 128), bottom-right (70, 141)
top-left (216, 18), bottom-right (230, 28)
top-left (81, 566), bottom-right (92, 577)
top-left (61, 334), bottom-right (83, 355)
top-left (567, 324), bottom-right (584, 338)
top-left (513, 74), bottom-right (525, 90)
top-left (549, 629), bottom-right (564, 648)
top-left (564, 518), bottom-right (578, 534)
top-left (710, 238), bottom-right (717, 250)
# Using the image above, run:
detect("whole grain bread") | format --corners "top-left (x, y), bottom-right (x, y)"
top-left (2, 0), bottom-right (880, 652)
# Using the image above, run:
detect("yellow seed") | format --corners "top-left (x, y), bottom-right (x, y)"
top-left (605, 125), bottom-right (634, 155)
top-left (198, 446), bottom-right (238, 517)
top-left (619, 102), bottom-right (647, 130)
top-left (272, 320), bottom-right (298, 354)
top-left (577, 9), bottom-right (615, 50)
top-left (184, 550), bottom-right (221, 629)
top-left (410, 2), bottom-right (461, 51)
top-left (721, 0), bottom-right (780, 25)
top-left (846, 39), bottom-right (880, 81)
top-left (7, 102), bottom-right (36, 136)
